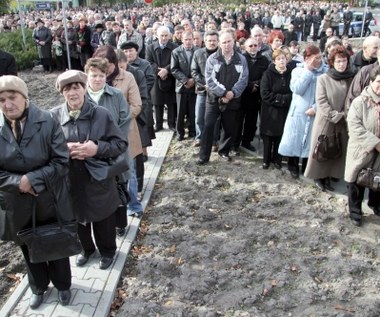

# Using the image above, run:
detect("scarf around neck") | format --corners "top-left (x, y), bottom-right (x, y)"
top-left (327, 66), bottom-right (355, 81)
top-left (106, 64), bottom-right (120, 87)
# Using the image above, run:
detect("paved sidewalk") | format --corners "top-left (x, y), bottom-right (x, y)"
top-left (0, 130), bottom-right (174, 317)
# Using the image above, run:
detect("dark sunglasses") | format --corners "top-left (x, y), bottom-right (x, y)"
top-left (248, 44), bottom-right (258, 47)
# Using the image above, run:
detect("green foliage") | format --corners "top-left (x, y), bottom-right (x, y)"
top-left (0, 0), bottom-right (11, 14)
top-left (0, 29), bottom-right (39, 70)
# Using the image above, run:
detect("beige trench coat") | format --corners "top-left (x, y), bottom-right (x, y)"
top-left (345, 85), bottom-right (380, 183)
top-left (113, 69), bottom-right (143, 159)
top-left (304, 73), bottom-right (351, 179)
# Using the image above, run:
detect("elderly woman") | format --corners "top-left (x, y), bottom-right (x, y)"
top-left (51, 70), bottom-right (128, 270)
top-left (84, 57), bottom-right (131, 236)
top-left (0, 76), bottom-right (73, 309)
top-left (345, 65), bottom-right (380, 226)
top-left (260, 48), bottom-right (293, 170)
top-left (304, 46), bottom-right (354, 191)
top-left (93, 46), bottom-right (144, 219)
top-left (279, 45), bottom-right (328, 178)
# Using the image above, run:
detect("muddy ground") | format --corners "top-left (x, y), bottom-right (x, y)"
top-left (1, 70), bottom-right (380, 317)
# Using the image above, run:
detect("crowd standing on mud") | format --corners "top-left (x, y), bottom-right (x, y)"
top-left (1, 0), bottom-right (380, 310)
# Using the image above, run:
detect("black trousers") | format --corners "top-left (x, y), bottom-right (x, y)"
top-left (78, 212), bottom-right (116, 258)
top-left (347, 182), bottom-right (380, 218)
top-left (288, 156), bottom-right (308, 174)
top-left (235, 100), bottom-right (260, 147)
top-left (21, 244), bottom-right (71, 295)
top-left (262, 134), bottom-right (282, 166)
top-left (199, 104), bottom-right (238, 161)
top-left (154, 103), bottom-right (177, 129)
top-left (135, 153), bottom-right (144, 193)
top-left (176, 92), bottom-right (196, 137)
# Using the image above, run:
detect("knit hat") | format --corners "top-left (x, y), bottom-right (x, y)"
top-left (0, 75), bottom-right (28, 99)
top-left (56, 70), bottom-right (87, 93)
top-left (120, 41), bottom-right (139, 51)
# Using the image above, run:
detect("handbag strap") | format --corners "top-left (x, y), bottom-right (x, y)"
top-left (42, 171), bottom-right (64, 228)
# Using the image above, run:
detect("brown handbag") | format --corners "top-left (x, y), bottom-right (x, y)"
top-left (312, 121), bottom-right (342, 162)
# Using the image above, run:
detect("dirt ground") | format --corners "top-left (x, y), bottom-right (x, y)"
top-left (1, 70), bottom-right (380, 317)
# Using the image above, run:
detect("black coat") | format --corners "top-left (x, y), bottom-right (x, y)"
top-left (0, 104), bottom-right (73, 244)
top-left (260, 63), bottom-right (292, 137)
top-left (146, 41), bottom-right (178, 105)
top-left (0, 49), bottom-right (17, 76)
top-left (170, 45), bottom-right (197, 93)
top-left (51, 98), bottom-right (128, 223)
top-left (241, 51), bottom-right (269, 107)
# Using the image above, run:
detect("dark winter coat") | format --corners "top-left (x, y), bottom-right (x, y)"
top-left (191, 47), bottom-right (213, 96)
top-left (0, 49), bottom-right (17, 76)
top-left (50, 98), bottom-right (128, 224)
top-left (32, 26), bottom-right (52, 59)
top-left (260, 63), bottom-right (292, 136)
top-left (146, 41), bottom-right (178, 105)
top-left (171, 45), bottom-right (197, 94)
top-left (241, 51), bottom-right (269, 107)
top-left (0, 104), bottom-right (73, 245)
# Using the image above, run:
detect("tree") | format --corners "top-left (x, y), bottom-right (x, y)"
top-left (0, 0), bottom-right (11, 14)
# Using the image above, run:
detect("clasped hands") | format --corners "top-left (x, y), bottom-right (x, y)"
top-left (68, 140), bottom-right (98, 160)
top-left (220, 91), bottom-right (234, 104)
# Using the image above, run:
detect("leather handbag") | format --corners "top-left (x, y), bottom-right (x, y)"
top-left (357, 154), bottom-right (380, 191)
top-left (16, 176), bottom-right (81, 264)
top-left (312, 122), bottom-right (342, 162)
top-left (84, 150), bottom-right (129, 181)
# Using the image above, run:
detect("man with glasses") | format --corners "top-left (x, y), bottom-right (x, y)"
top-left (118, 19), bottom-right (143, 55)
top-left (234, 37), bottom-right (269, 153)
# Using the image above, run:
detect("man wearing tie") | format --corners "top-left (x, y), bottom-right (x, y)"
top-left (170, 31), bottom-right (198, 140)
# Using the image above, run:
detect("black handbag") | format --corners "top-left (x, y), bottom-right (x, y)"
top-left (312, 121), bottom-right (342, 162)
top-left (84, 150), bottom-right (129, 181)
top-left (357, 154), bottom-right (380, 191)
top-left (16, 176), bottom-right (82, 264)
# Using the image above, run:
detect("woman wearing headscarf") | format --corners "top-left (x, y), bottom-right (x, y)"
top-left (0, 76), bottom-right (73, 309)
top-left (345, 65), bottom-right (380, 226)
top-left (304, 46), bottom-right (355, 191)
top-left (51, 70), bottom-right (128, 270)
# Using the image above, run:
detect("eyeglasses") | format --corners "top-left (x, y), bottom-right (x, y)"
top-left (248, 44), bottom-right (258, 47)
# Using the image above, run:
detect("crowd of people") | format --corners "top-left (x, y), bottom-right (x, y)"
top-left (1, 0), bottom-right (380, 311)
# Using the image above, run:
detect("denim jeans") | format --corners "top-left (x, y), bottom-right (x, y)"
top-left (127, 158), bottom-right (143, 216)
top-left (195, 94), bottom-right (206, 141)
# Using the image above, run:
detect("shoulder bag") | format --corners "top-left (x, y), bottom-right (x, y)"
top-left (357, 153), bottom-right (380, 192)
top-left (17, 175), bottom-right (82, 264)
top-left (312, 120), bottom-right (342, 162)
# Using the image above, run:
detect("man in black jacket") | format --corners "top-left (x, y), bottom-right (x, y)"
top-left (170, 31), bottom-right (197, 140)
top-left (0, 49), bottom-right (17, 76)
top-left (234, 37), bottom-right (269, 152)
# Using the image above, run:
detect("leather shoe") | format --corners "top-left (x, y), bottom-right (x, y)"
top-left (76, 252), bottom-right (93, 267)
top-left (314, 179), bottom-right (325, 191)
top-left (273, 162), bottom-right (282, 170)
top-left (290, 170), bottom-right (299, 179)
top-left (196, 158), bottom-right (208, 165)
top-left (177, 135), bottom-right (184, 141)
top-left (58, 289), bottom-right (71, 306)
top-left (218, 153), bottom-right (231, 162)
top-left (262, 163), bottom-right (270, 170)
top-left (116, 227), bottom-right (126, 236)
top-left (30, 293), bottom-right (43, 309)
top-left (350, 217), bottom-right (362, 227)
top-left (241, 143), bottom-right (256, 152)
top-left (193, 140), bottom-right (201, 147)
top-left (99, 256), bottom-right (113, 270)
top-left (324, 178), bottom-right (335, 191)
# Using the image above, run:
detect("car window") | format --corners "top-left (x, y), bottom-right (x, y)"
top-left (354, 13), bottom-right (363, 22)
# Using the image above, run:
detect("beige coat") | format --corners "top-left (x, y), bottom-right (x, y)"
top-left (304, 74), bottom-right (351, 179)
top-left (345, 86), bottom-right (380, 183)
top-left (113, 69), bottom-right (143, 159)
